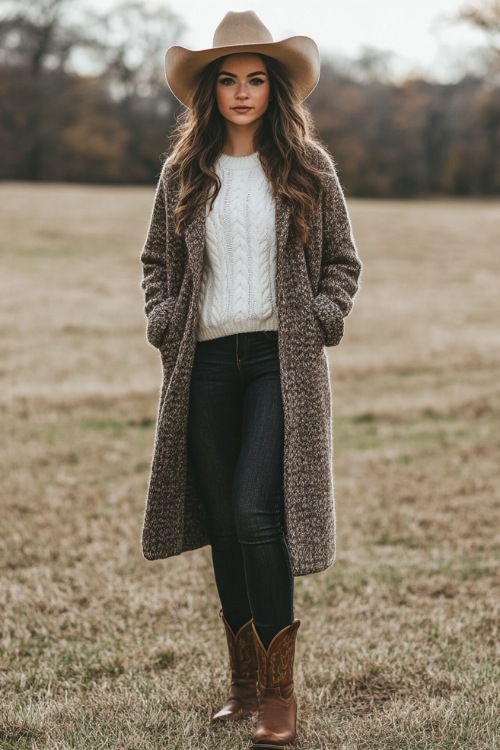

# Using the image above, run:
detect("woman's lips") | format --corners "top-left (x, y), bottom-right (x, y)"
top-left (232, 107), bottom-right (252, 113)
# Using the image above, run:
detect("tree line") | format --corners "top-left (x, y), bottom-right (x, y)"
top-left (1, 0), bottom-right (499, 196)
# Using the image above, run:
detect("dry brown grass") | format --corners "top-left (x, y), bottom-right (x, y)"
top-left (1, 183), bottom-right (499, 750)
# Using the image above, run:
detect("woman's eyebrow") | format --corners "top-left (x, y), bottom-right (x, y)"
top-left (218, 70), bottom-right (268, 77)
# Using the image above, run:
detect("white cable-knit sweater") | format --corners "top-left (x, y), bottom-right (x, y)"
top-left (197, 152), bottom-right (279, 341)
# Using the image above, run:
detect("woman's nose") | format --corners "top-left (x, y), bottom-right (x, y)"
top-left (235, 84), bottom-right (249, 99)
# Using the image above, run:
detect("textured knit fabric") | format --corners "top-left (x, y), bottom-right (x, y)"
top-left (198, 152), bottom-right (278, 341)
top-left (140, 143), bottom-right (363, 576)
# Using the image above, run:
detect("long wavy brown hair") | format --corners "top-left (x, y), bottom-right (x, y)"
top-left (166, 54), bottom-right (332, 244)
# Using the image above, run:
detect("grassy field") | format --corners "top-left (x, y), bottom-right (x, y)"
top-left (0, 182), bottom-right (499, 750)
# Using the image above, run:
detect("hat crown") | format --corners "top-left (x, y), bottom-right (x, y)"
top-left (212, 11), bottom-right (274, 49)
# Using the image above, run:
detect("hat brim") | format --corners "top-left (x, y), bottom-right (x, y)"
top-left (165, 36), bottom-right (320, 108)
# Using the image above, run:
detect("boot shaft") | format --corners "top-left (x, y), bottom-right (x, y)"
top-left (220, 611), bottom-right (257, 679)
top-left (252, 620), bottom-right (301, 690)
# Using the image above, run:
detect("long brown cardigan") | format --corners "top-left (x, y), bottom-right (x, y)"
top-left (140, 144), bottom-right (362, 576)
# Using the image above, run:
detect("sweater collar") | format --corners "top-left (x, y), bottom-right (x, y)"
top-left (216, 152), bottom-right (260, 170)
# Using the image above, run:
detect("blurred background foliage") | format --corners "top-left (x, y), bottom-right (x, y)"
top-left (1, 0), bottom-right (500, 194)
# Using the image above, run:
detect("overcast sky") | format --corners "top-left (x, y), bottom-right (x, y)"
top-left (87, 0), bottom-right (487, 80)
top-left (153, 1), bottom-right (483, 80)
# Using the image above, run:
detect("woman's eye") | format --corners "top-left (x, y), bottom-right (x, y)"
top-left (250, 78), bottom-right (265, 85)
top-left (219, 77), bottom-right (234, 85)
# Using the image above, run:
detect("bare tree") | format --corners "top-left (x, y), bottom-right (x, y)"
top-left (94, 0), bottom-right (185, 102)
top-left (460, 0), bottom-right (500, 40)
top-left (0, 0), bottom-right (103, 178)
top-left (88, 1), bottom-right (185, 179)
top-left (0, 0), bottom-right (185, 180)
top-left (0, 0), bottom-right (98, 74)
top-left (459, 0), bottom-right (500, 77)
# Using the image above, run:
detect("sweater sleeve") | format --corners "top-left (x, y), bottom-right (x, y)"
top-left (140, 163), bottom-right (177, 349)
top-left (312, 153), bottom-right (363, 347)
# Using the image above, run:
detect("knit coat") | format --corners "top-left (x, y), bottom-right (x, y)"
top-left (140, 143), bottom-right (362, 576)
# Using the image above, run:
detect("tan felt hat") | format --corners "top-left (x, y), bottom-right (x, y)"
top-left (165, 10), bottom-right (320, 108)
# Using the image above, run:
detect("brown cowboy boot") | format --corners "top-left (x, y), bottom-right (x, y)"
top-left (211, 610), bottom-right (259, 722)
top-left (251, 619), bottom-right (301, 749)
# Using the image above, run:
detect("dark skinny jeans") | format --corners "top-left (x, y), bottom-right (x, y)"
top-left (187, 330), bottom-right (294, 648)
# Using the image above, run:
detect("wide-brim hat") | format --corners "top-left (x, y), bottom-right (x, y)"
top-left (165, 10), bottom-right (320, 108)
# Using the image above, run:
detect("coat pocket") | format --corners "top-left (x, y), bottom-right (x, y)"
top-left (311, 293), bottom-right (344, 348)
top-left (146, 296), bottom-right (178, 349)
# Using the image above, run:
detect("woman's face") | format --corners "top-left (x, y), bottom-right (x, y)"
top-left (216, 53), bottom-right (271, 128)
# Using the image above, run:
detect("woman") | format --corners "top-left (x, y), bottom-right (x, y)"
top-left (140, 11), bottom-right (362, 749)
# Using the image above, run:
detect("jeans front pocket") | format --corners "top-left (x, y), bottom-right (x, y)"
top-left (262, 330), bottom-right (279, 341)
